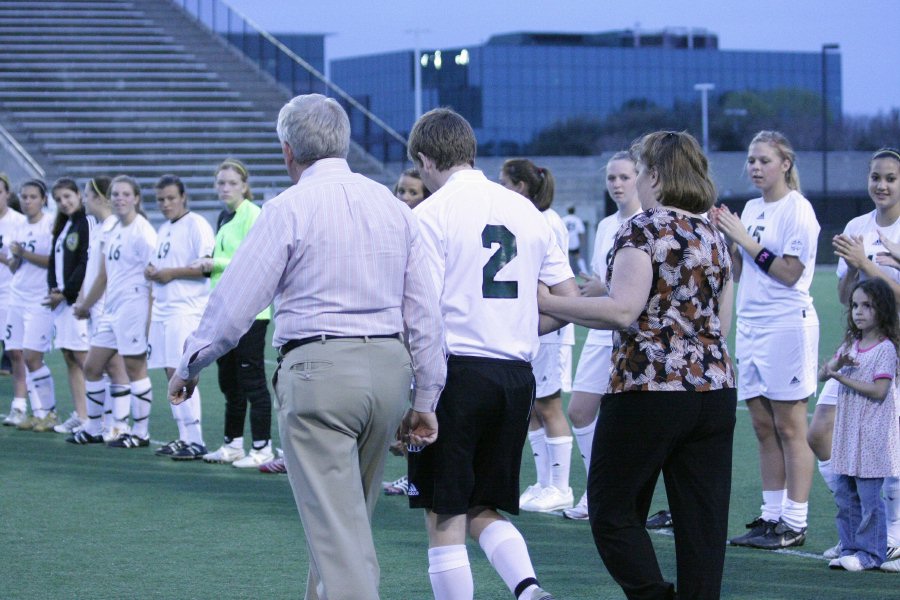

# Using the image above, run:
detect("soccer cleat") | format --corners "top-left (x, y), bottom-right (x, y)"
top-left (259, 457), bottom-right (288, 474)
top-left (67, 429), bottom-right (105, 445)
top-left (828, 558), bottom-right (844, 570)
top-left (522, 587), bottom-right (555, 600)
top-left (107, 433), bottom-right (149, 449)
top-left (743, 519), bottom-right (806, 549)
top-left (838, 555), bottom-right (864, 572)
top-left (519, 483), bottom-right (543, 508)
top-left (646, 509), bottom-right (674, 529)
top-left (232, 446), bottom-right (274, 468)
top-left (520, 485), bottom-right (574, 513)
top-left (171, 442), bottom-right (208, 461)
top-left (53, 412), bottom-right (83, 434)
top-left (154, 440), bottom-right (186, 457)
top-left (886, 546), bottom-right (900, 561)
top-left (16, 415), bottom-right (38, 431)
top-left (881, 558), bottom-right (900, 572)
top-left (823, 542), bottom-right (843, 560)
top-left (3, 408), bottom-right (27, 427)
top-left (203, 445), bottom-right (246, 464)
top-left (383, 475), bottom-right (409, 495)
top-left (563, 492), bottom-right (589, 520)
top-left (103, 425), bottom-right (130, 443)
top-left (32, 411), bottom-right (61, 433)
top-left (728, 517), bottom-right (776, 546)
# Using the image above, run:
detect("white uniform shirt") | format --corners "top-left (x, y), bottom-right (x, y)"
top-left (104, 215), bottom-right (156, 312)
top-left (836, 210), bottom-right (900, 287)
top-left (561, 213), bottom-right (585, 250)
top-left (83, 215), bottom-right (117, 316)
top-left (0, 209), bottom-right (27, 306)
top-left (151, 212), bottom-right (215, 320)
top-left (8, 213), bottom-right (53, 307)
top-left (539, 207), bottom-right (575, 345)
top-left (415, 169), bottom-right (573, 362)
top-left (587, 209), bottom-right (640, 347)
top-left (735, 190), bottom-right (820, 324)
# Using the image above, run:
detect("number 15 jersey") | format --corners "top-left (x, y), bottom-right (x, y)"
top-left (414, 169), bottom-right (572, 362)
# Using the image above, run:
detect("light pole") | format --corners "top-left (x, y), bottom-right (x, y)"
top-left (821, 43), bottom-right (840, 202)
top-left (694, 83), bottom-right (715, 154)
top-left (405, 29), bottom-right (430, 120)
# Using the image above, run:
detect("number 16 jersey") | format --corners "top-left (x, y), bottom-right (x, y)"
top-left (104, 214), bottom-right (157, 313)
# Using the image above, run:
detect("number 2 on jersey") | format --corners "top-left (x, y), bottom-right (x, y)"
top-left (481, 225), bottom-right (518, 299)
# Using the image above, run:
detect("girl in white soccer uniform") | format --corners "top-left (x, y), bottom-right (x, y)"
top-left (72, 175), bottom-right (156, 448)
top-left (500, 159), bottom-right (576, 513)
top-left (828, 148), bottom-right (900, 565)
top-left (69, 177), bottom-right (130, 443)
top-left (145, 175), bottom-right (215, 460)
top-left (0, 174), bottom-right (28, 426)
top-left (45, 178), bottom-right (91, 434)
top-left (711, 130), bottom-right (819, 549)
top-left (563, 151), bottom-right (642, 520)
top-left (2, 179), bottom-right (57, 431)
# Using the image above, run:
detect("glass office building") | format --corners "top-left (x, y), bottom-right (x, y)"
top-left (331, 29), bottom-right (841, 157)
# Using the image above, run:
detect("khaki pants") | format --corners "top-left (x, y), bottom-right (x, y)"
top-left (275, 337), bottom-right (412, 600)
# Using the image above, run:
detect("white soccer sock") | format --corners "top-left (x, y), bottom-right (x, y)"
top-left (884, 477), bottom-right (900, 547)
top-left (817, 459), bottom-right (840, 495)
top-left (760, 489), bottom-right (786, 522)
top-left (176, 387), bottom-right (203, 446)
top-left (572, 420), bottom-right (596, 477)
top-left (546, 435), bottom-right (573, 491)
top-left (478, 520), bottom-right (538, 597)
top-left (781, 497), bottom-right (808, 530)
top-left (84, 379), bottom-right (107, 436)
top-left (169, 397), bottom-right (185, 441)
top-left (427, 545), bottom-right (473, 600)
top-left (129, 378), bottom-right (153, 439)
top-left (27, 365), bottom-right (55, 418)
top-left (528, 428), bottom-right (549, 488)
top-left (10, 396), bottom-right (27, 413)
top-left (227, 436), bottom-right (244, 450)
top-left (110, 383), bottom-right (131, 432)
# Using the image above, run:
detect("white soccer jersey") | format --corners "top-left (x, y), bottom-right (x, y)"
top-left (561, 213), bottom-right (584, 250)
top-left (540, 207), bottom-right (575, 345)
top-left (0, 208), bottom-right (27, 306)
top-left (735, 190), bottom-right (820, 323)
top-left (83, 215), bottom-right (117, 315)
top-left (151, 212), bottom-right (215, 320)
top-left (8, 213), bottom-right (53, 307)
top-left (104, 214), bottom-right (156, 312)
top-left (835, 210), bottom-right (900, 287)
top-left (414, 169), bottom-right (573, 362)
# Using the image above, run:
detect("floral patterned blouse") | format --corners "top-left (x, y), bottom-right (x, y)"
top-left (607, 208), bottom-right (735, 393)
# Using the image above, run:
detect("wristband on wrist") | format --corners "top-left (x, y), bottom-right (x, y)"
top-left (754, 247), bottom-right (776, 273)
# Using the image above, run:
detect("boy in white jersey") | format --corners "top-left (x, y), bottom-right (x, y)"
top-left (145, 175), bottom-right (215, 460)
top-left (3, 179), bottom-right (57, 431)
top-left (405, 108), bottom-right (578, 600)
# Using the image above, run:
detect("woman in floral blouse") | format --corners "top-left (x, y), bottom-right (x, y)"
top-left (538, 131), bottom-right (736, 600)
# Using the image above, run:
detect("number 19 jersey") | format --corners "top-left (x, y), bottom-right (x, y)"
top-left (414, 169), bottom-right (572, 362)
top-left (151, 212), bottom-right (215, 320)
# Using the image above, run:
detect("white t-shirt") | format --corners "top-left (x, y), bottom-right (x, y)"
top-left (83, 215), bottom-right (118, 315)
top-left (835, 210), bottom-right (900, 288)
top-left (735, 190), bottom-right (820, 324)
top-left (104, 215), bottom-right (156, 313)
top-left (561, 213), bottom-right (585, 250)
top-left (0, 208), bottom-right (27, 306)
top-left (414, 169), bottom-right (573, 362)
top-left (151, 212), bottom-right (215, 320)
top-left (586, 208), bottom-right (641, 347)
top-left (8, 212), bottom-right (53, 307)
top-left (539, 207), bottom-right (575, 345)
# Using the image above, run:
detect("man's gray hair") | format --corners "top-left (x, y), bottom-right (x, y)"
top-left (276, 94), bottom-right (350, 165)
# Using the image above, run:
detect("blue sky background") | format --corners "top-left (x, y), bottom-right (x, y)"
top-left (228, 0), bottom-right (896, 117)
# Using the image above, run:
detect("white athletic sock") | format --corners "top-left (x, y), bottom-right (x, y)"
top-left (528, 428), bottom-right (549, 488)
top-left (572, 420), bottom-right (596, 477)
top-left (27, 365), bottom-right (55, 418)
top-left (884, 477), bottom-right (900, 547)
top-left (129, 378), bottom-right (153, 439)
top-left (760, 489), bottom-right (786, 522)
top-left (428, 545), bottom-right (473, 600)
top-left (546, 435), bottom-right (573, 491)
top-left (84, 379), bottom-right (107, 436)
top-left (10, 396), bottom-right (27, 413)
top-left (478, 520), bottom-right (538, 596)
top-left (169, 397), bottom-right (185, 441)
top-left (110, 383), bottom-right (131, 431)
top-left (781, 497), bottom-right (808, 530)
top-left (227, 436), bottom-right (244, 450)
top-left (818, 459), bottom-right (840, 495)
top-left (177, 387), bottom-right (203, 446)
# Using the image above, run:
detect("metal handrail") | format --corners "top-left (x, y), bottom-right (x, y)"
top-left (0, 122), bottom-right (45, 178)
top-left (175, 0), bottom-right (408, 150)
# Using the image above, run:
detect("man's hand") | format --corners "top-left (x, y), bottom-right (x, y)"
top-left (168, 373), bottom-right (199, 405)
top-left (401, 409), bottom-right (438, 449)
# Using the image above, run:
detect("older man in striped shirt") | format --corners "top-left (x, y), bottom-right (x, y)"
top-left (169, 94), bottom-right (446, 600)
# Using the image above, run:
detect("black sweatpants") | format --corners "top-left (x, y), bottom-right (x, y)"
top-left (217, 319), bottom-right (272, 444)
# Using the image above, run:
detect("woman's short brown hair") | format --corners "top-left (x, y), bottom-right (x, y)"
top-left (631, 131), bottom-right (716, 213)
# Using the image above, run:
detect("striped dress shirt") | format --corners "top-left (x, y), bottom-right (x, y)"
top-left (176, 158), bottom-right (446, 411)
